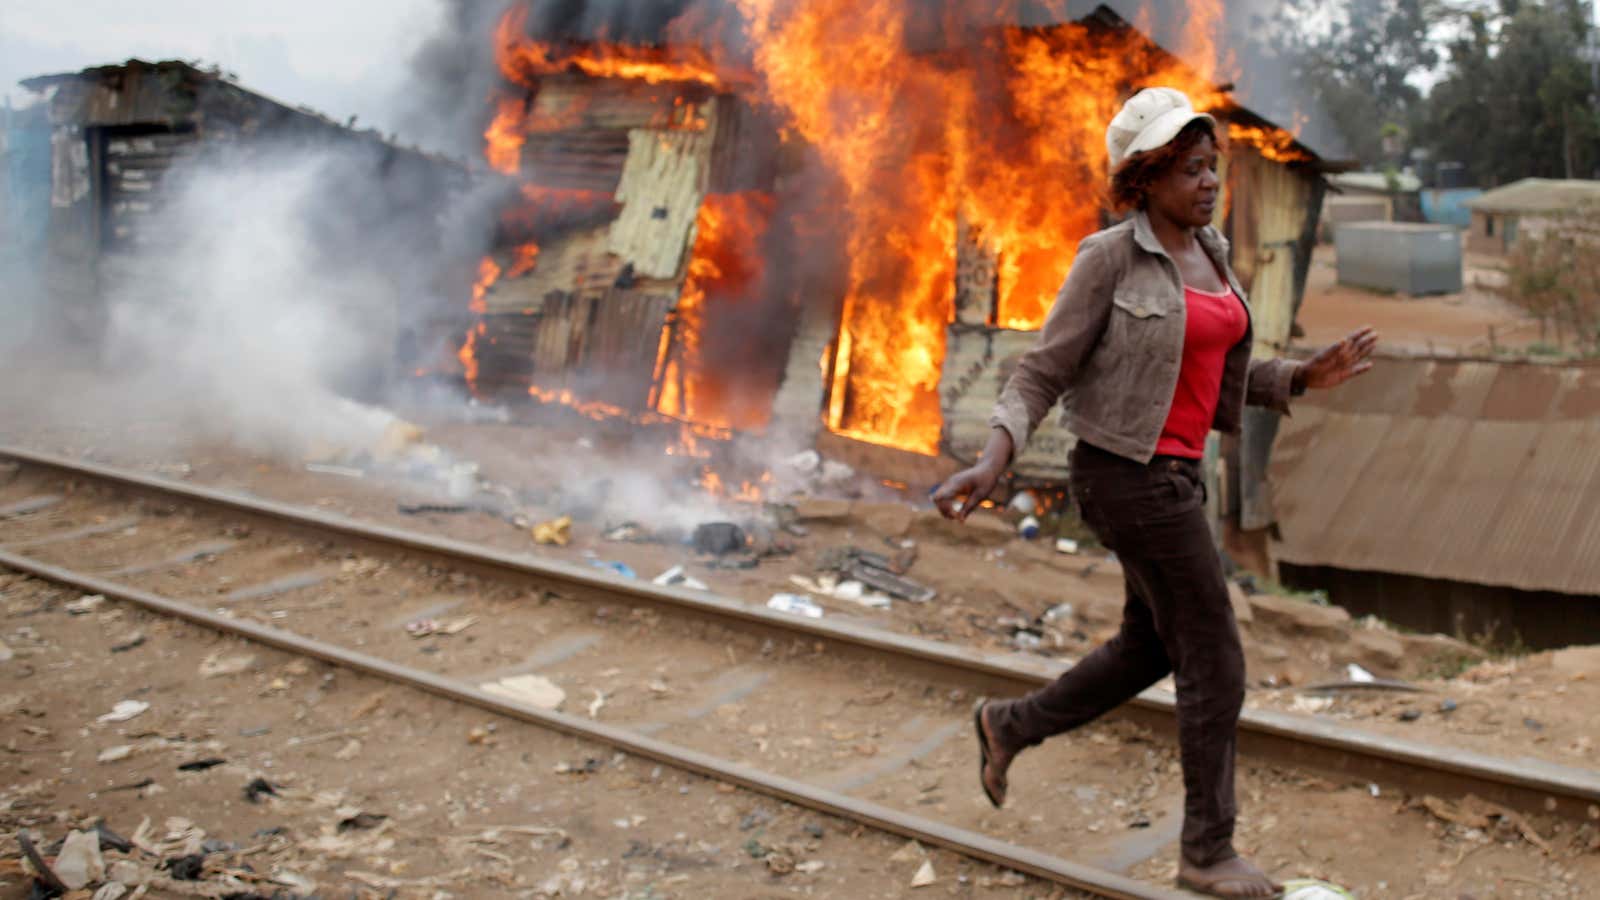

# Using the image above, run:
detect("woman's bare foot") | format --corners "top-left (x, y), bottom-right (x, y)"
top-left (1177, 855), bottom-right (1282, 898)
top-left (974, 701), bottom-right (1016, 807)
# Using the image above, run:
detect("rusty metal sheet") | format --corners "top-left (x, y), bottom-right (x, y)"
top-left (608, 128), bottom-right (712, 279)
top-left (1271, 357), bottom-right (1600, 595)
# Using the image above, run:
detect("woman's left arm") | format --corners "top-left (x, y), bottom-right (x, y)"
top-left (1246, 326), bottom-right (1380, 412)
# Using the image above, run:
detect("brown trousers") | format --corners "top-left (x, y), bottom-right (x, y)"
top-left (988, 441), bottom-right (1245, 867)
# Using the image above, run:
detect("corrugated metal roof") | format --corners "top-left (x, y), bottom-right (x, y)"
top-left (1466, 178), bottom-right (1600, 215)
top-left (1270, 356), bottom-right (1600, 595)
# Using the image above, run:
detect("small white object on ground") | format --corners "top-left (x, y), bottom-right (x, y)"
top-left (480, 674), bottom-right (565, 710)
top-left (911, 859), bottom-right (937, 888)
top-left (832, 581), bottom-right (865, 601)
top-left (97, 700), bottom-right (150, 723)
top-left (1055, 537), bottom-right (1080, 554)
top-left (652, 565), bottom-right (708, 590)
top-left (1346, 663), bottom-right (1376, 683)
top-left (66, 594), bottom-right (106, 615)
top-left (1290, 695), bottom-right (1333, 714)
top-left (767, 594), bottom-right (824, 619)
top-left (1282, 878), bottom-right (1356, 899)
top-left (1008, 491), bottom-right (1038, 514)
top-left (54, 829), bottom-right (106, 889)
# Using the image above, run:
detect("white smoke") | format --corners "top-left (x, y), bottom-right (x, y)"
top-left (85, 145), bottom-right (431, 461)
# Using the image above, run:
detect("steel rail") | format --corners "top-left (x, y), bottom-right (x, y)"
top-left (0, 548), bottom-right (1187, 900)
top-left (4, 445), bottom-right (1599, 824)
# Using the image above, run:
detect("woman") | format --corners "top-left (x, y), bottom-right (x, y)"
top-left (931, 87), bottom-right (1377, 899)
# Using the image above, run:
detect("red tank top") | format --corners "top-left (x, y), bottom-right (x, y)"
top-left (1155, 284), bottom-right (1248, 459)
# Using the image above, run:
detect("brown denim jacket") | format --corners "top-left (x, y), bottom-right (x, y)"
top-left (989, 210), bottom-right (1300, 464)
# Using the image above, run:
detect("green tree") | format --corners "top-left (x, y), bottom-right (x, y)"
top-left (1425, 0), bottom-right (1599, 183)
top-left (1266, 0), bottom-right (1446, 166)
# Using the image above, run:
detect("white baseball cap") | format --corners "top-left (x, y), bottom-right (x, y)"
top-left (1106, 87), bottom-right (1216, 171)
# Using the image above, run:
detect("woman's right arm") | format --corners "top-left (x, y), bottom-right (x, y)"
top-left (988, 237), bottom-right (1117, 462)
top-left (934, 238), bottom-right (1116, 520)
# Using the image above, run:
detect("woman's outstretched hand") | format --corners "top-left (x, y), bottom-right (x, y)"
top-left (1296, 326), bottom-right (1379, 392)
top-left (931, 427), bottom-right (1014, 521)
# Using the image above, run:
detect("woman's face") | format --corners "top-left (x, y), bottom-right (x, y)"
top-left (1146, 133), bottom-right (1220, 229)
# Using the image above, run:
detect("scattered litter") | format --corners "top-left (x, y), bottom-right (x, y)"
top-left (98, 745), bottom-right (135, 763)
top-left (1290, 695), bottom-right (1334, 714)
top-left (819, 546), bottom-right (935, 602)
top-left (652, 565), bottom-right (708, 590)
top-left (796, 860), bottom-right (826, 874)
top-left (1398, 709), bottom-right (1423, 722)
top-left (165, 852), bottom-right (210, 881)
top-left (785, 450), bottom-right (822, 474)
top-left (1008, 491), bottom-right (1039, 514)
top-left (1042, 603), bottom-right (1075, 624)
top-left (889, 840), bottom-right (924, 863)
top-left (244, 777), bottom-right (279, 803)
top-left (306, 463), bottom-right (366, 479)
top-left (468, 725), bottom-right (497, 746)
top-left (833, 580), bottom-right (864, 601)
top-left (1282, 879), bottom-right (1356, 899)
top-left (17, 832), bottom-right (69, 895)
top-left (911, 859), bottom-right (938, 888)
top-left (98, 700), bottom-right (150, 724)
top-left (109, 632), bottom-right (146, 653)
top-left (199, 651), bottom-right (256, 678)
top-left (1524, 717), bottom-right (1544, 732)
top-left (589, 560), bottom-right (637, 579)
top-left (1439, 699), bottom-right (1458, 714)
top-left (1017, 515), bottom-right (1041, 539)
top-left (1345, 663), bottom-right (1376, 683)
top-left (587, 690), bottom-right (608, 718)
top-left (480, 674), bottom-right (566, 710)
top-left (767, 593), bottom-right (824, 619)
top-left (604, 522), bottom-right (648, 542)
top-left (693, 522), bottom-right (748, 556)
top-left (177, 758), bottom-right (227, 772)
top-left (404, 615), bottom-right (478, 638)
top-left (338, 812), bottom-right (389, 833)
top-left (532, 515), bottom-right (572, 546)
top-left (789, 574), bottom-right (829, 594)
top-left (67, 593), bottom-right (107, 615)
top-left (1368, 783), bottom-right (1381, 798)
top-left (555, 757), bottom-right (604, 775)
top-left (1055, 537), bottom-right (1081, 554)
top-left (54, 829), bottom-right (106, 890)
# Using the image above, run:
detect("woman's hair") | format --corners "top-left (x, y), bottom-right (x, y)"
top-left (1109, 118), bottom-right (1221, 212)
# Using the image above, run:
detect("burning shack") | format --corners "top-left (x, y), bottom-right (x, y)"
top-left (21, 59), bottom-right (468, 385)
top-left (457, 1), bottom-right (1348, 513)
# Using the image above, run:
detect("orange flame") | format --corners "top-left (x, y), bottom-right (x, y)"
top-left (484, 94), bottom-right (527, 175)
top-left (458, 257), bottom-right (504, 395)
top-left (495, 4), bottom-right (720, 88)
top-left (654, 193), bottom-right (776, 431)
top-left (731, 0), bottom-right (1269, 454)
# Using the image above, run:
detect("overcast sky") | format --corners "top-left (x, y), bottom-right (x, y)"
top-left (1, 1), bottom-right (445, 140)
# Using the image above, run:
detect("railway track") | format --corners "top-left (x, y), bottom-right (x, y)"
top-left (3, 445), bottom-right (1598, 897)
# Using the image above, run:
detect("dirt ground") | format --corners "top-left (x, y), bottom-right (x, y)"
top-left (3, 377), bottom-right (1600, 897)
top-left (0, 573), bottom-right (1070, 900)
top-left (1295, 244), bottom-right (1542, 355)
top-left (2, 393), bottom-right (1598, 773)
